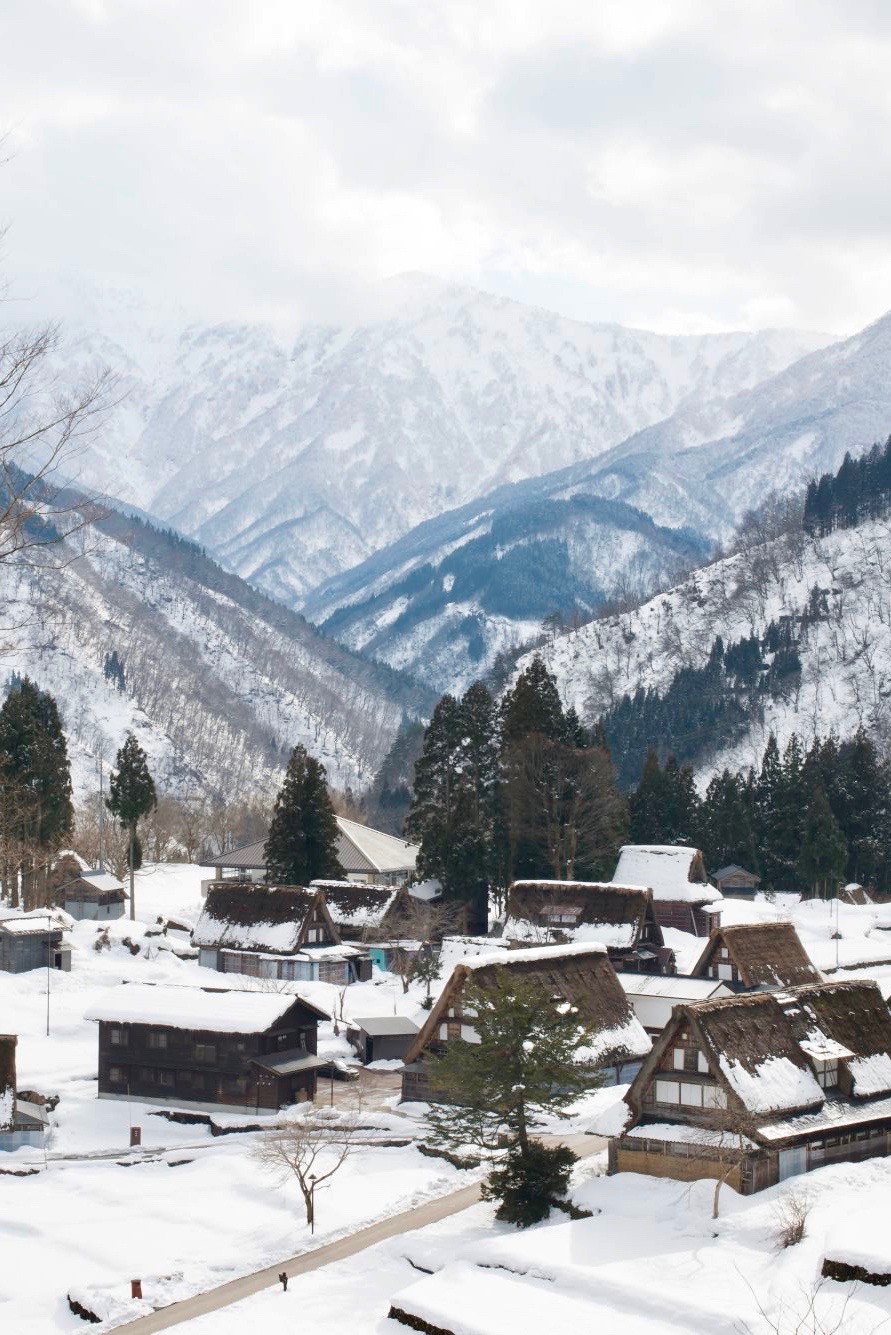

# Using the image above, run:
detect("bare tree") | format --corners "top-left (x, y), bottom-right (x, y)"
top-left (254, 1098), bottom-right (364, 1229)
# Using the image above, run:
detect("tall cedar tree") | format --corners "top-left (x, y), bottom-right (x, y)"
top-left (107, 732), bottom-right (156, 920)
top-left (629, 751), bottom-right (699, 846)
top-left (799, 783), bottom-right (847, 898)
top-left (426, 973), bottom-right (593, 1226)
top-left (0, 678), bottom-right (73, 909)
top-left (264, 744), bottom-right (342, 886)
top-left (406, 685), bottom-right (499, 932)
top-left (699, 770), bottom-right (759, 873)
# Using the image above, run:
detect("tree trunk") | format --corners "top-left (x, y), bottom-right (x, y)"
top-left (129, 823), bottom-right (136, 921)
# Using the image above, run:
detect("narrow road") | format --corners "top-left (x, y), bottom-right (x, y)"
top-left (115, 1133), bottom-right (605, 1333)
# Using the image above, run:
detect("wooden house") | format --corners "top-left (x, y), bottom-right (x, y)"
top-left (610, 979), bottom-right (891, 1193)
top-left (503, 880), bottom-right (675, 974)
top-left (611, 845), bottom-right (723, 936)
top-left (55, 869), bottom-right (128, 921)
top-left (0, 911), bottom-right (71, 974)
top-left (193, 883), bottom-right (371, 984)
top-left (617, 973), bottom-right (733, 1037)
top-left (347, 1016), bottom-right (420, 1064)
top-left (86, 982), bottom-right (329, 1113)
top-left (713, 864), bottom-right (761, 899)
top-left (0, 1035), bottom-right (48, 1151)
top-left (401, 942), bottom-right (650, 1103)
top-left (212, 817), bottom-right (420, 888)
top-left (690, 922), bottom-right (822, 991)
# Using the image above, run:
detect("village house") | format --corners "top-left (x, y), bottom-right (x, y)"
top-left (55, 869), bottom-right (128, 921)
top-left (401, 942), bottom-right (651, 1103)
top-left (617, 974), bottom-right (733, 1037)
top-left (0, 1035), bottom-right (49, 1151)
top-left (193, 883), bottom-right (372, 984)
top-left (212, 816), bottom-right (420, 887)
top-left (611, 845), bottom-right (723, 936)
top-left (689, 922), bottom-right (822, 991)
top-left (610, 978), bottom-right (891, 1193)
top-left (347, 1016), bottom-right (420, 1065)
top-left (86, 982), bottom-right (329, 1113)
top-left (712, 864), bottom-right (761, 899)
top-left (312, 881), bottom-right (448, 971)
top-left (503, 880), bottom-right (675, 974)
top-left (0, 910), bottom-right (71, 974)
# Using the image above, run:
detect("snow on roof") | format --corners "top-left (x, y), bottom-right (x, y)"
top-left (462, 941), bottom-right (607, 970)
top-left (612, 845), bottom-right (721, 904)
top-left (713, 865), bottom-right (760, 880)
top-left (504, 881), bottom-right (657, 950)
top-left (719, 1053), bottom-right (824, 1115)
top-left (626, 1121), bottom-right (756, 1149)
top-left (618, 974), bottom-right (731, 1000)
top-left (76, 871), bottom-right (127, 894)
top-left (350, 1016), bottom-right (419, 1037)
top-left (846, 1053), bottom-right (891, 1098)
top-left (0, 910), bottom-right (65, 936)
top-left (758, 1091), bottom-right (891, 1141)
top-left (85, 983), bottom-right (327, 1032)
top-left (192, 884), bottom-right (322, 953)
top-left (334, 816), bottom-right (418, 875)
top-left (692, 922), bottom-right (821, 989)
top-left (317, 884), bottom-right (400, 930)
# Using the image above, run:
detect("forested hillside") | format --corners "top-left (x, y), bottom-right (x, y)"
top-left (1, 505), bottom-right (432, 802)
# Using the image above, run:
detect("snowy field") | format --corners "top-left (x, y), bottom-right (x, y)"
top-left (6, 866), bottom-right (891, 1332)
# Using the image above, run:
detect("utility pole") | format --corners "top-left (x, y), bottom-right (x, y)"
top-left (98, 755), bottom-right (105, 871)
top-left (45, 911), bottom-right (52, 1037)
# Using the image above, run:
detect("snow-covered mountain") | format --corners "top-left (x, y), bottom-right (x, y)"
top-left (1, 508), bottom-right (432, 803)
top-left (518, 516), bottom-right (891, 783)
top-left (572, 309), bottom-right (891, 534)
top-left (303, 472), bottom-right (708, 692)
top-left (61, 276), bottom-right (828, 604)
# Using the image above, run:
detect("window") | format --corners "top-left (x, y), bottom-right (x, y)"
top-left (194, 1043), bottom-right (217, 1063)
top-left (717, 963), bottom-right (734, 981)
top-left (680, 1083), bottom-right (703, 1108)
top-left (232, 1076), bottom-right (248, 1095)
top-left (655, 1079), bottom-right (680, 1105)
top-left (702, 1085), bottom-right (728, 1110)
top-left (673, 1048), bottom-right (685, 1071)
top-left (139, 1067), bottom-right (157, 1084)
top-left (108, 1065), bottom-right (126, 1083)
top-left (815, 1061), bottom-right (838, 1089)
top-left (109, 1026), bottom-right (127, 1046)
top-left (146, 1032), bottom-right (168, 1050)
top-left (158, 1071), bottom-right (175, 1088)
top-left (306, 927), bottom-right (324, 944)
top-left (697, 1051), bottom-right (709, 1074)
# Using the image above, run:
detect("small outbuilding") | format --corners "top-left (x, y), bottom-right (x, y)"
top-left (347, 1016), bottom-right (420, 1064)
top-left (712, 865), bottom-right (761, 899)
top-left (689, 922), bottom-right (822, 991)
top-left (0, 911), bottom-right (71, 974)
top-left (56, 869), bottom-right (128, 921)
top-left (617, 973), bottom-right (733, 1037)
top-left (0, 1035), bottom-right (48, 1151)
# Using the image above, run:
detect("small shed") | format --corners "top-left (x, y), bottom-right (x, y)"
top-left (713, 865), bottom-right (761, 899)
top-left (0, 912), bottom-right (71, 974)
top-left (347, 1016), bottom-right (420, 1064)
top-left (0, 1035), bottom-right (48, 1151)
top-left (57, 869), bottom-right (128, 921)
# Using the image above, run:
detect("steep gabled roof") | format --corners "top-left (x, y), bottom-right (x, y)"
top-left (783, 980), bottom-right (891, 1098)
top-left (313, 883), bottom-right (400, 933)
top-left (692, 992), bottom-right (824, 1115)
top-left (85, 982), bottom-right (328, 1031)
top-left (504, 880), bottom-right (661, 950)
top-left (612, 845), bottom-right (722, 904)
top-left (690, 922), bottom-right (821, 989)
top-left (334, 817), bottom-right (418, 875)
top-left (192, 884), bottom-right (340, 953)
top-left (713, 865), bottom-right (760, 881)
top-left (405, 942), bottom-right (650, 1069)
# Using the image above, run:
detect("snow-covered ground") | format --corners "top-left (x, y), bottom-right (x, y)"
top-left (6, 864), bottom-right (891, 1332)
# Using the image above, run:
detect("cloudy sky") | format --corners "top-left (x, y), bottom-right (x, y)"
top-left (2, 0), bottom-right (890, 335)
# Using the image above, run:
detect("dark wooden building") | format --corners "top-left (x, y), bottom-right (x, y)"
top-left (689, 922), bottom-right (821, 991)
top-left (193, 883), bottom-right (371, 984)
top-left (503, 880), bottom-right (675, 974)
top-left (401, 942), bottom-right (650, 1104)
top-left (56, 869), bottom-right (128, 921)
top-left (712, 864), bottom-right (761, 899)
top-left (610, 979), bottom-right (891, 1193)
top-left (611, 845), bottom-right (723, 936)
top-left (347, 1016), bottom-right (420, 1064)
top-left (86, 982), bottom-right (329, 1113)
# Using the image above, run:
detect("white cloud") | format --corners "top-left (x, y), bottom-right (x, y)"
top-left (0, 0), bottom-right (889, 334)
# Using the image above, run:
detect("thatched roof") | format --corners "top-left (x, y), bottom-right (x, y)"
top-left (405, 942), bottom-right (650, 1069)
top-left (690, 922), bottom-right (821, 989)
top-left (0, 1034), bottom-right (15, 1131)
top-left (612, 845), bottom-right (721, 904)
top-left (192, 883), bottom-right (340, 953)
top-left (504, 880), bottom-right (661, 949)
top-left (785, 981), bottom-right (891, 1096)
top-left (314, 884), bottom-right (399, 933)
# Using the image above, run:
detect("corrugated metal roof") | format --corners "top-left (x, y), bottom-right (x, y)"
top-left (221, 820), bottom-right (419, 877)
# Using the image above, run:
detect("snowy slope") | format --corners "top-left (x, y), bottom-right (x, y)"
top-left (576, 309), bottom-right (891, 533)
top-left (0, 511), bottom-right (432, 802)
top-left (58, 275), bottom-right (827, 603)
top-left (305, 484), bottom-right (708, 692)
top-left (518, 516), bottom-right (891, 782)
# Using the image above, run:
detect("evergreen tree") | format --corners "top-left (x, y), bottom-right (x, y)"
top-left (366, 717), bottom-right (426, 835)
top-left (0, 678), bottom-right (73, 908)
top-left (799, 784), bottom-right (847, 899)
top-left (103, 651), bottom-right (126, 692)
top-left (107, 732), bottom-right (156, 920)
top-left (834, 729), bottom-right (891, 887)
top-left (628, 750), bottom-right (670, 843)
top-left (426, 973), bottom-right (593, 1226)
top-left (500, 655), bottom-right (565, 747)
top-left (662, 754), bottom-right (701, 843)
top-left (699, 770), bottom-right (759, 873)
top-left (264, 744), bottom-right (342, 887)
